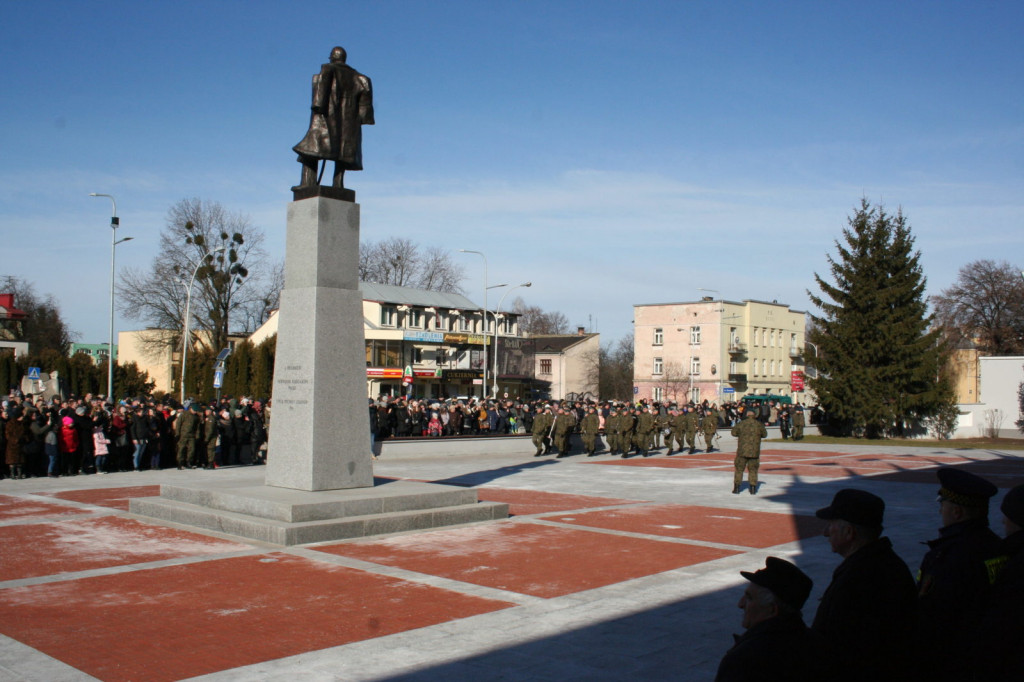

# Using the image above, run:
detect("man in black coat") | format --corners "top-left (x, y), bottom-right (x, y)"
top-left (716, 557), bottom-right (834, 682)
top-left (812, 489), bottom-right (918, 680)
top-left (917, 467), bottom-right (1001, 681)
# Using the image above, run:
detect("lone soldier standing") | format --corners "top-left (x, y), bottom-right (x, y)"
top-left (731, 410), bottom-right (767, 494)
top-left (292, 46), bottom-right (374, 192)
top-left (580, 406), bottom-right (601, 456)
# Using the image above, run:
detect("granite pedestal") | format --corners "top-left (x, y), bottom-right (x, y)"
top-left (130, 191), bottom-right (507, 545)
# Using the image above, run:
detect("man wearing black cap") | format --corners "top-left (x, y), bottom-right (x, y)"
top-left (917, 467), bottom-right (1001, 680)
top-left (972, 483), bottom-right (1024, 681)
top-left (812, 488), bottom-right (918, 680)
top-left (716, 557), bottom-right (834, 681)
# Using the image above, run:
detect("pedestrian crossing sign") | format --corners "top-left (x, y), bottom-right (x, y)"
top-left (28, 367), bottom-right (41, 381)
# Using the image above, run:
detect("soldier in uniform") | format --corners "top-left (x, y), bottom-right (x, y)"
top-left (702, 404), bottom-right (719, 453)
top-left (552, 407), bottom-right (575, 458)
top-left (667, 406), bottom-right (686, 455)
top-left (683, 404), bottom-right (700, 454)
top-left (792, 405), bottom-right (806, 440)
top-left (531, 406), bottom-right (553, 456)
top-left (580, 406), bottom-right (601, 456)
top-left (200, 405), bottom-right (218, 469)
top-left (916, 467), bottom-right (1000, 681)
top-left (174, 403), bottom-right (201, 470)
top-left (619, 407), bottom-right (636, 458)
top-left (634, 406), bottom-right (655, 457)
top-left (731, 410), bottom-right (767, 494)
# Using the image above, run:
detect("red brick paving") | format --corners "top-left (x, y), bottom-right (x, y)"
top-left (0, 494), bottom-right (90, 520)
top-left (474, 487), bottom-right (639, 515)
top-left (316, 522), bottom-right (738, 598)
top-left (0, 516), bottom-right (247, 581)
top-left (540, 504), bottom-right (819, 548)
top-left (40, 485), bottom-right (161, 510)
top-left (0, 552), bottom-right (512, 682)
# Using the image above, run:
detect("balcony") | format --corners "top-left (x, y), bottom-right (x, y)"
top-left (727, 373), bottom-right (747, 383)
top-left (788, 347), bottom-right (802, 358)
top-left (728, 341), bottom-right (746, 354)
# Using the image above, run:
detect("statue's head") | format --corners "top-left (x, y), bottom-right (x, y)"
top-left (330, 46), bottom-right (347, 64)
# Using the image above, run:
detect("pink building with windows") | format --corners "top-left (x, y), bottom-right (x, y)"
top-left (633, 298), bottom-right (808, 405)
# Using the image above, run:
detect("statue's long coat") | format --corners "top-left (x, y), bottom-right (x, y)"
top-left (293, 61), bottom-right (374, 170)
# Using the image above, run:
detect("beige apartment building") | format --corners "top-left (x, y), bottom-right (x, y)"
top-left (532, 330), bottom-right (600, 401)
top-left (633, 298), bottom-right (808, 404)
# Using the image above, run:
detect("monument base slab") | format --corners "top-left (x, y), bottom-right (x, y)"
top-left (130, 477), bottom-right (508, 546)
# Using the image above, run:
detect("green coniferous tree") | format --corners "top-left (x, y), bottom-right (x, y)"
top-left (808, 199), bottom-right (952, 438)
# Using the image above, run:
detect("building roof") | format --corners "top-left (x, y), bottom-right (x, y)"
top-left (531, 333), bottom-right (598, 353)
top-left (358, 282), bottom-right (482, 311)
top-left (0, 293), bottom-right (28, 320)
top-left (633, 298), bottom-right (806, 314)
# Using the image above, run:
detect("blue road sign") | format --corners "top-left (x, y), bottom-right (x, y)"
top-left (722, 387), bottom-right (735, 394)
top-left (28, 367), bottom-right (41, 381)
top-left (213, 369), bottom-right (224, 389)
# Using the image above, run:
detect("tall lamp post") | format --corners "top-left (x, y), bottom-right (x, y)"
top-left (492, 282), bottom-right (531, 398)
top-left (89, 193), bottom-right (131, 403)
top-left (180, 247), bottom-right (226, 404)
top-left (458, 249), bottom-right (490, 399)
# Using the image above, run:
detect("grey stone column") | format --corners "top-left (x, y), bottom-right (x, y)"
top-left (265, 196), bottom-right (373, 491)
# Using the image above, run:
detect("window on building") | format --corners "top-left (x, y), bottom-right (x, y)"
top-left (730, 327), bottom-right (738, 346)
top-left (729, 361), bottom-right (738, 374)
top-left (412, 347), bottom-right (423, 364)
top-left (690, 326), bottom-right (701, 344)
top-left (769, 359), bottom-right (774, 376)
top-left (761, 359), bottom-right (767, 375)
top-left (380, 306), bottom-right (396, 327)
top-left (458, 315), bottom-right (470, 332)
top-left (690, 387), bottom-right (701, 403)
top-left (436, 348), bottom-right (448, 365)
top-left (367, 339), bottom-right (400, 367)
top-left (762, 329), bottom-right (768, 346)
top-left (653, 357), bottom-right (663, 375)
top-left (653, 386), bottom-right (663, 401)
top-left (691, 357), bottom-right (700, 375)
top-left (408, 309), bottom-right (423, 329)
top-left (752, 327), bottom-right (759, 346)
top-left (770, 330), bottom-right (775, 347)
top-left (540, 359), bottom-right (552, 375)
top-left (753, 360), bottom-right (759, 377)
top-left (435, 312), bottom-right (448, 331)
top-left (653, 328), bottom-right (663, 345)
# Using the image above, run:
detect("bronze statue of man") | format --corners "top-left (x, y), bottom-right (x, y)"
top-left (292, 46), bottom-right (374, 192)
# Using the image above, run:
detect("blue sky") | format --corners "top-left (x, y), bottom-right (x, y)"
top-left (2, 0), bottom-right (1022, 347)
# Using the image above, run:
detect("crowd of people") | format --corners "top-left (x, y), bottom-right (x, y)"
top-left (717, 472), bottom-right (1024, 681)
top-left (1, 390), bottom-right (270, 479)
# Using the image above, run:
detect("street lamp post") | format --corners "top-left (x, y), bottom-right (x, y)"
top-left (492, 282), bottom-right (531, 398)
top-left (89, 193), bottom-right (131, 404)
top-left (180, 247), bottom-right (226, 404)
top-left (458, 249), bottom-right (490, 399)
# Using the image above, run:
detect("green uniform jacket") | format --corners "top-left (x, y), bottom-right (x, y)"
top-left (731, 414), bottom-right (768, 458)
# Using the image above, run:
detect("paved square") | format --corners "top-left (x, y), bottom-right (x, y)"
top-left (39, 485), bottom-right (162, 510)
top-left (474, 487), bottom-right (639, 515)
top-left (0, 494), bottom-right (90, 521)
top-left (316, 522), bottom-right (738, 598)
top-left (0, 552), bottom-right (513, 682)
top-left (540, 504), bottom-right (819, 548)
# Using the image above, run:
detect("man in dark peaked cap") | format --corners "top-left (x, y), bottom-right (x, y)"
top-left (916, 467), bottom-right (1001, 681)
top-left (812, 489), bottom-right (918, 681)
top-left (716, 557), bottom-right (834, 682)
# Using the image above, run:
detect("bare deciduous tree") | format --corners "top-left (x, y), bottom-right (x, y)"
top-left (0, 275), bottom-right (77, 353)
top-left (118, 198), bottom-right (267, 356)
top-left (931, 259), bottom-right (1024, 355)
top-left (512, 298), bottom-right (571, 335)
top-left (359, 237), bottom-right (465, 293)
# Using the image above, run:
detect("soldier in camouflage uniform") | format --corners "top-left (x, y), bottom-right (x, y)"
top-left (634, 406), bottom-right (655, 457)
top-left (683, 405), bottom-right (700, 454)
top-left (580, 405), bottom-right (601, 456)
top-left (731, 410), bottom-right (768, 494)
top-left (666, 407), bottom-right (685, 455)
top-left (552, 406), bottom-right (576, 458)
top-left (531, 406), bottom-right (553, 456)
top-left (174, 404), bottom-right (202, 469)
top-left (792, 406), bottom-right (806, 441)
top-left (606, 406), bottom-right (622, 455)
top-left (702, 405), bottom-right (719, 453)
top-left (619, 407), bottom-right (637, 458)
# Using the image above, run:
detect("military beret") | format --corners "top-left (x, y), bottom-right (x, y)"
top-left (1000, 484), bottom-right (1024, 528)
top-left (937, 467), bottom-right (997, 507)
top-left (740, 557), bottom-right (813, 611)
top-left (816, 489), bottom-right (884, 530)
